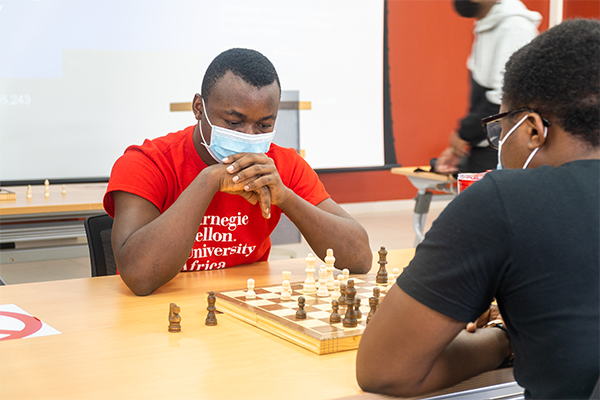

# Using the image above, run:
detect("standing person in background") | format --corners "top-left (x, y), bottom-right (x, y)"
top-left (433, 0), bottom-right (541, 174)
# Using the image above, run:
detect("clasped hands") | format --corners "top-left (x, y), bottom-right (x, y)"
top-left (215, 152), bottom-right (291, 219)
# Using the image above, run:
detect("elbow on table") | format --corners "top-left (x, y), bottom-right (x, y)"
top-left (119, 270), bottom-right (158, 296)
top-left (356, 367), bottom-right (426, 398)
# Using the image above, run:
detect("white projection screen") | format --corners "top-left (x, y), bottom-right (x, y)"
top-left (0, 0), bottom-right (384, 183)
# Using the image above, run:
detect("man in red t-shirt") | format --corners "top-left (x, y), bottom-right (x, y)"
top-left (104, 48), bottom-right (372, 295)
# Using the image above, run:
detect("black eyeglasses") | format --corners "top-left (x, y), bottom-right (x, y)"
top-left (481, 108), bottom-right (551, 150)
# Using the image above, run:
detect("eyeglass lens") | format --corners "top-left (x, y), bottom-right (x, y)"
top-left (486, 121), bottom-right (502, 149)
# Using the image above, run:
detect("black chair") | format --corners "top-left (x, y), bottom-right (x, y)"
top-left (84, 213), bottom-right (117, 277)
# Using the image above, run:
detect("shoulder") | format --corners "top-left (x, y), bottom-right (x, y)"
top-left (124, 126), bottom-right (194, 159)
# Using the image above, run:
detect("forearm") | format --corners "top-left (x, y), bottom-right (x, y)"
top-left (412, 328), bottom-right (511, 395)
top-left (115, 168), bottom-right (220, 295)
top-left (278, 194), bottom-right (372, 273)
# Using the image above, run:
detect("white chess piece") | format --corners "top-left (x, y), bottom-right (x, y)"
top-left (26, 185), bottom-right (32, 199)
top-left (317, 266), bottom-right (329, 297)
top-left (325, 249), bottom-right (335, 290)
top-left (331, 279), bottom-right (341, 300)
top-left (61, 185), bottom-right (67, 195)
top-left (44, 180), bottom-right (50, 198)
top-left (246, 278), bottom-right (256, 299)
top-left (342, 268), bottom-right (350, 285)
top-left (282, 271), bottom-right (291, 285)
top-left (303, 253), bottom-right (316, 293)
top-left (281, 280), bottom-right (292, 301)
top-left (326, 265), bottom-right (335, 291)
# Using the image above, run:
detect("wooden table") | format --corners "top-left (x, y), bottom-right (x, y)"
top-left (0, 249), bottom-right (518, 400)
top-left (390, 167), bottom-right (456, 246)
top-left (0, 183), bottom-right (107, 265)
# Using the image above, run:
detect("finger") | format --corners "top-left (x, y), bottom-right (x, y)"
top-left (466, 322), bottom-right (477, 333)
top-left (255, 186), bottom-right (271, 219)
top-left (223, 153), bottom-right (269, 174)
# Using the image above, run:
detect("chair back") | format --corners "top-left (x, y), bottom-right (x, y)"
top-left (84, 214), bottom-right (117, 276)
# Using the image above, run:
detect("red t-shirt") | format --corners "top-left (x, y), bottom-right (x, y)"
top-left (104, 125), bottom-right (329, 271)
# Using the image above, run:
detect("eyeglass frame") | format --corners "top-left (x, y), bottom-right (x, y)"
top-left (481, 108), bottom-right (551, 150)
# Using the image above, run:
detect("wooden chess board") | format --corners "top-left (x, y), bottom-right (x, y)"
top-left (213, 274), bottom-right (390, 355)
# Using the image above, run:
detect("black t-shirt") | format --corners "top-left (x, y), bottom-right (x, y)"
top-left (398, 160), bottom-right (600, 399)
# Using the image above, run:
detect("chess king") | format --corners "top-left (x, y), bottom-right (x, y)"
top-left (104, 48), bottom-right (372, 295)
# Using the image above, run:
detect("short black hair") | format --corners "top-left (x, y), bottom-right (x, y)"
top-left (201, 48), bottom-right (281, 100)
top-left (502, 19), bottom-right (599, 147)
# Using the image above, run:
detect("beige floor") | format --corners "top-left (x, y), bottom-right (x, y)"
top-left (0, 198), bottom-right (451, 285)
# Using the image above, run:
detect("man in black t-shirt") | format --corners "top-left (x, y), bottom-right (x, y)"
top-left (357, 19), bottom-right (599, 399)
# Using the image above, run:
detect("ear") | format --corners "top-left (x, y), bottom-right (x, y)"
top-left (525, 113), bottom-right (548, 150)
top-left (192, 93), bottom-right (204, 121)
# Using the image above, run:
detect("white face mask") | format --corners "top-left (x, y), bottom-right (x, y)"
top-left (496, 114), bottom-right (547, 170)
top-left (199, 99), bottom-right (275, 163)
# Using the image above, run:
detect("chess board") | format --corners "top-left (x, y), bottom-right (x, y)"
top-left (213, 274), bottom-right (390, 355)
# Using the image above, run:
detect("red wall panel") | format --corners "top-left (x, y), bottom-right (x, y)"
top-left (323, 0), bottom-right (597, 204)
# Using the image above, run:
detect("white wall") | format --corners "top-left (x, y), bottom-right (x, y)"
top-left (0, 0), bottom-right (383, 182)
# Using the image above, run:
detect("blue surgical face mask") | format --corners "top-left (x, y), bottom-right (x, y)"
top-left (199, 99), bottom-right (275, 163)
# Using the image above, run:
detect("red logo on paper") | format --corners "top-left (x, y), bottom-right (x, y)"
top-left (0, 311), bottom-right (43, 340)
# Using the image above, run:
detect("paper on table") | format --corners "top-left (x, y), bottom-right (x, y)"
top-left (0, 304), bottom-right (61, 341)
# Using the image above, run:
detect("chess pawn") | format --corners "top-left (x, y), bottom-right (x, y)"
top-left (367, 296), bottom-right (379, 324)
top-left (338, 283), bottom-right (347, 306)
top-left (376, 246), bottom-right (389, 285)
top-left (373, 286), bottom-right (381, 300)
top-left (303, 253), bottom-right (316, 293)
top-left (331, 279), bottom-right (341, 300)
top-left (205, 291), bottom-right (217, 326)
top-left (246, 278), bottom-right (256, 299)
top-left (342, 268), bottom-right (350, 285)
top-left (26, 185), bottom-right (32, 199)
top-left (168, 303), bottom-right (181, 332)
top-left (61, 185), bottom-right (67, 195)
top-left (281, 280), bottom-right (292, 301)
top-left (296, 296), bottom-right (307, 319)
top-left (330, 299), bottom-right (341, 323)
top-left (355, 298), bottom-right (362, 320)
top-left (44, 181), bottom-right (50, 198)
top-left (317, 266), bottom-right (329, 297)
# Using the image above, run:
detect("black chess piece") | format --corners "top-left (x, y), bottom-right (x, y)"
top-left (367, 296), bottom-right (379, 325)
top-left (296, 296), bottom-right (307, 319)
top-left (376, 246), bottom-right (388, 285)
top-left (330, 299), bottom-right (341, 323)
top-left (343, 279), bottom-right (358, 328)
top-left (373, 286), bottom-right (381, 300)
top-left (355, 298), bottom-right (362, 320)
top-left (338, 283), bottom-right (347, 306)
top-left (169, 303), bottom-right (182, 332)
top-left (205, 291), bottom-right (218, 326)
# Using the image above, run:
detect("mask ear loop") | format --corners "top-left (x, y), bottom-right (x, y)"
top-left (522, 125), bottom-right (548, 169)
top-left (198, 99), bottom-right (221, 163)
